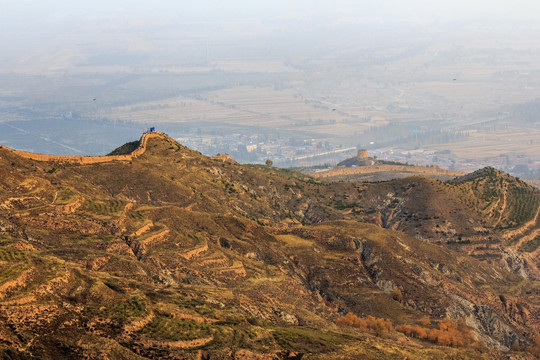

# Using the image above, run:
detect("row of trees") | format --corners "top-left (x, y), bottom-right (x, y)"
top-left (336, 312), bottom-right (475, 347)
top-left (337, 312), bottom-right (540, 353)
top-left (336, 313), bottom-right (393, 338)
top-left (395, 317), bottom-right (475, 347)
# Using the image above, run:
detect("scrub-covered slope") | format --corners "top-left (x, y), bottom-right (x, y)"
top-left (0, 134), bottom-right (538, 359)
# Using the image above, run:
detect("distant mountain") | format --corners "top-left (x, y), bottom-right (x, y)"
top-left (0, 134), bottom-right (538, 359)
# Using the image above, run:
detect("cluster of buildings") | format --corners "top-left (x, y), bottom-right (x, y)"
top-left (175, 132), bottom-right (335, 166)
top-left (171, 129), bottom-right (538, 180)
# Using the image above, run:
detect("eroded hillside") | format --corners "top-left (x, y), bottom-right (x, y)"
top-left (0, 134), bottom-right (538, 359)
top-left (346, 168), bottom-right (540, 280)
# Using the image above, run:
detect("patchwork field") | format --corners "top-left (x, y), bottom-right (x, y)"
top-left (423, 127), bottom-right (540, 159)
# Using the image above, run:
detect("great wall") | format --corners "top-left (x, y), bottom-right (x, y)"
top-left (315, 149), bottom-right (467, 181)
top-left (311, 164), bottom-right (466, 179)
top-left (0, 131), bottom-right (166, 165)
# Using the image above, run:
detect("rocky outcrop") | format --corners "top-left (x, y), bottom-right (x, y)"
top-left (500, 248), bottom-right (529, 278)
top-left (447, 294), bottom-right (521, 351)
top-left (358, 240), bottom-right (382, 283)
top-left (212, 153), bottom-right (238, 164)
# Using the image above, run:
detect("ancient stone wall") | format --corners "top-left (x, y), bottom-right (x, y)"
top-left (312, 164), bottom-right (465, 178)
top-left (2, 132), bottom-right (165, 165)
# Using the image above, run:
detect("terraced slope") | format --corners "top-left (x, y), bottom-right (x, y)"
top-left (0, 134), bottom-right (538, 359)
top-left (329, 167), bottom-right (540, 280)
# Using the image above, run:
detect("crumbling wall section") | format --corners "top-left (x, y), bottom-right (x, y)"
top-left (3, 132), bottom-right (165, 165)
top-left (312, 164), bottom-right (465, 178)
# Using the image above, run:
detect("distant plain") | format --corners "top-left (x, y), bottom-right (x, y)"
top-left (0, 18), bottom-right (539, 176)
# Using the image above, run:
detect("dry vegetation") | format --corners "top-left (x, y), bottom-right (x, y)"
top-left (0, 134), bottom-right (538, 359)
top-left (337, 313), bottom-right (476, 348)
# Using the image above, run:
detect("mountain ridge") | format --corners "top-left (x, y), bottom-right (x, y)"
top-left (0, 134), bottom-right (538, 359)
top-left (0, 131), bottom-right (165, 164)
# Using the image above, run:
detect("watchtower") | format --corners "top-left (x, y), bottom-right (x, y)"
top-left (357, 149), bottom-right (369, 160)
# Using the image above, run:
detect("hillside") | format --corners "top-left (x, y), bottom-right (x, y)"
top-left (351, 168), bottom-right (540, 279)
top-left (311, 164), bottom-right (465, 182)
top-left (0, 134), bottom-right (538, 359)
top-left (315, 149), bottom-right (466, 182)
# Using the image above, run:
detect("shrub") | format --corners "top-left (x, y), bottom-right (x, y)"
top-left (511, 341), bottom-right (520, 352)
top-left (391, 287), bottom-right (403, 302)
top-left (420, 315), bottom-right (431, 326)
top-left (529, 335), bottom-right (540, 356)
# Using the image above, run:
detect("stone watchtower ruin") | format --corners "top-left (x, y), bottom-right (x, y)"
top-left (354, 149), bottom-right (375, 166)
top-left (357, 149), bottom-right (369, 160)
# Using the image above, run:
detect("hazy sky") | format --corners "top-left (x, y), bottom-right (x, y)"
top-left (2, 0), bottom-right (540, 25)
top-left (1, 0), bottom-right (539, 164)
top-left (1, 0), bottom-right (540, 71)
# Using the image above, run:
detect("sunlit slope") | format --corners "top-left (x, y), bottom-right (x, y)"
top-left (0, 135), bottom-right (538, 359)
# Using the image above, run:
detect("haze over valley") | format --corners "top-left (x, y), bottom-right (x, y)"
top-left (1, 1), bottom-right (539, 178)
